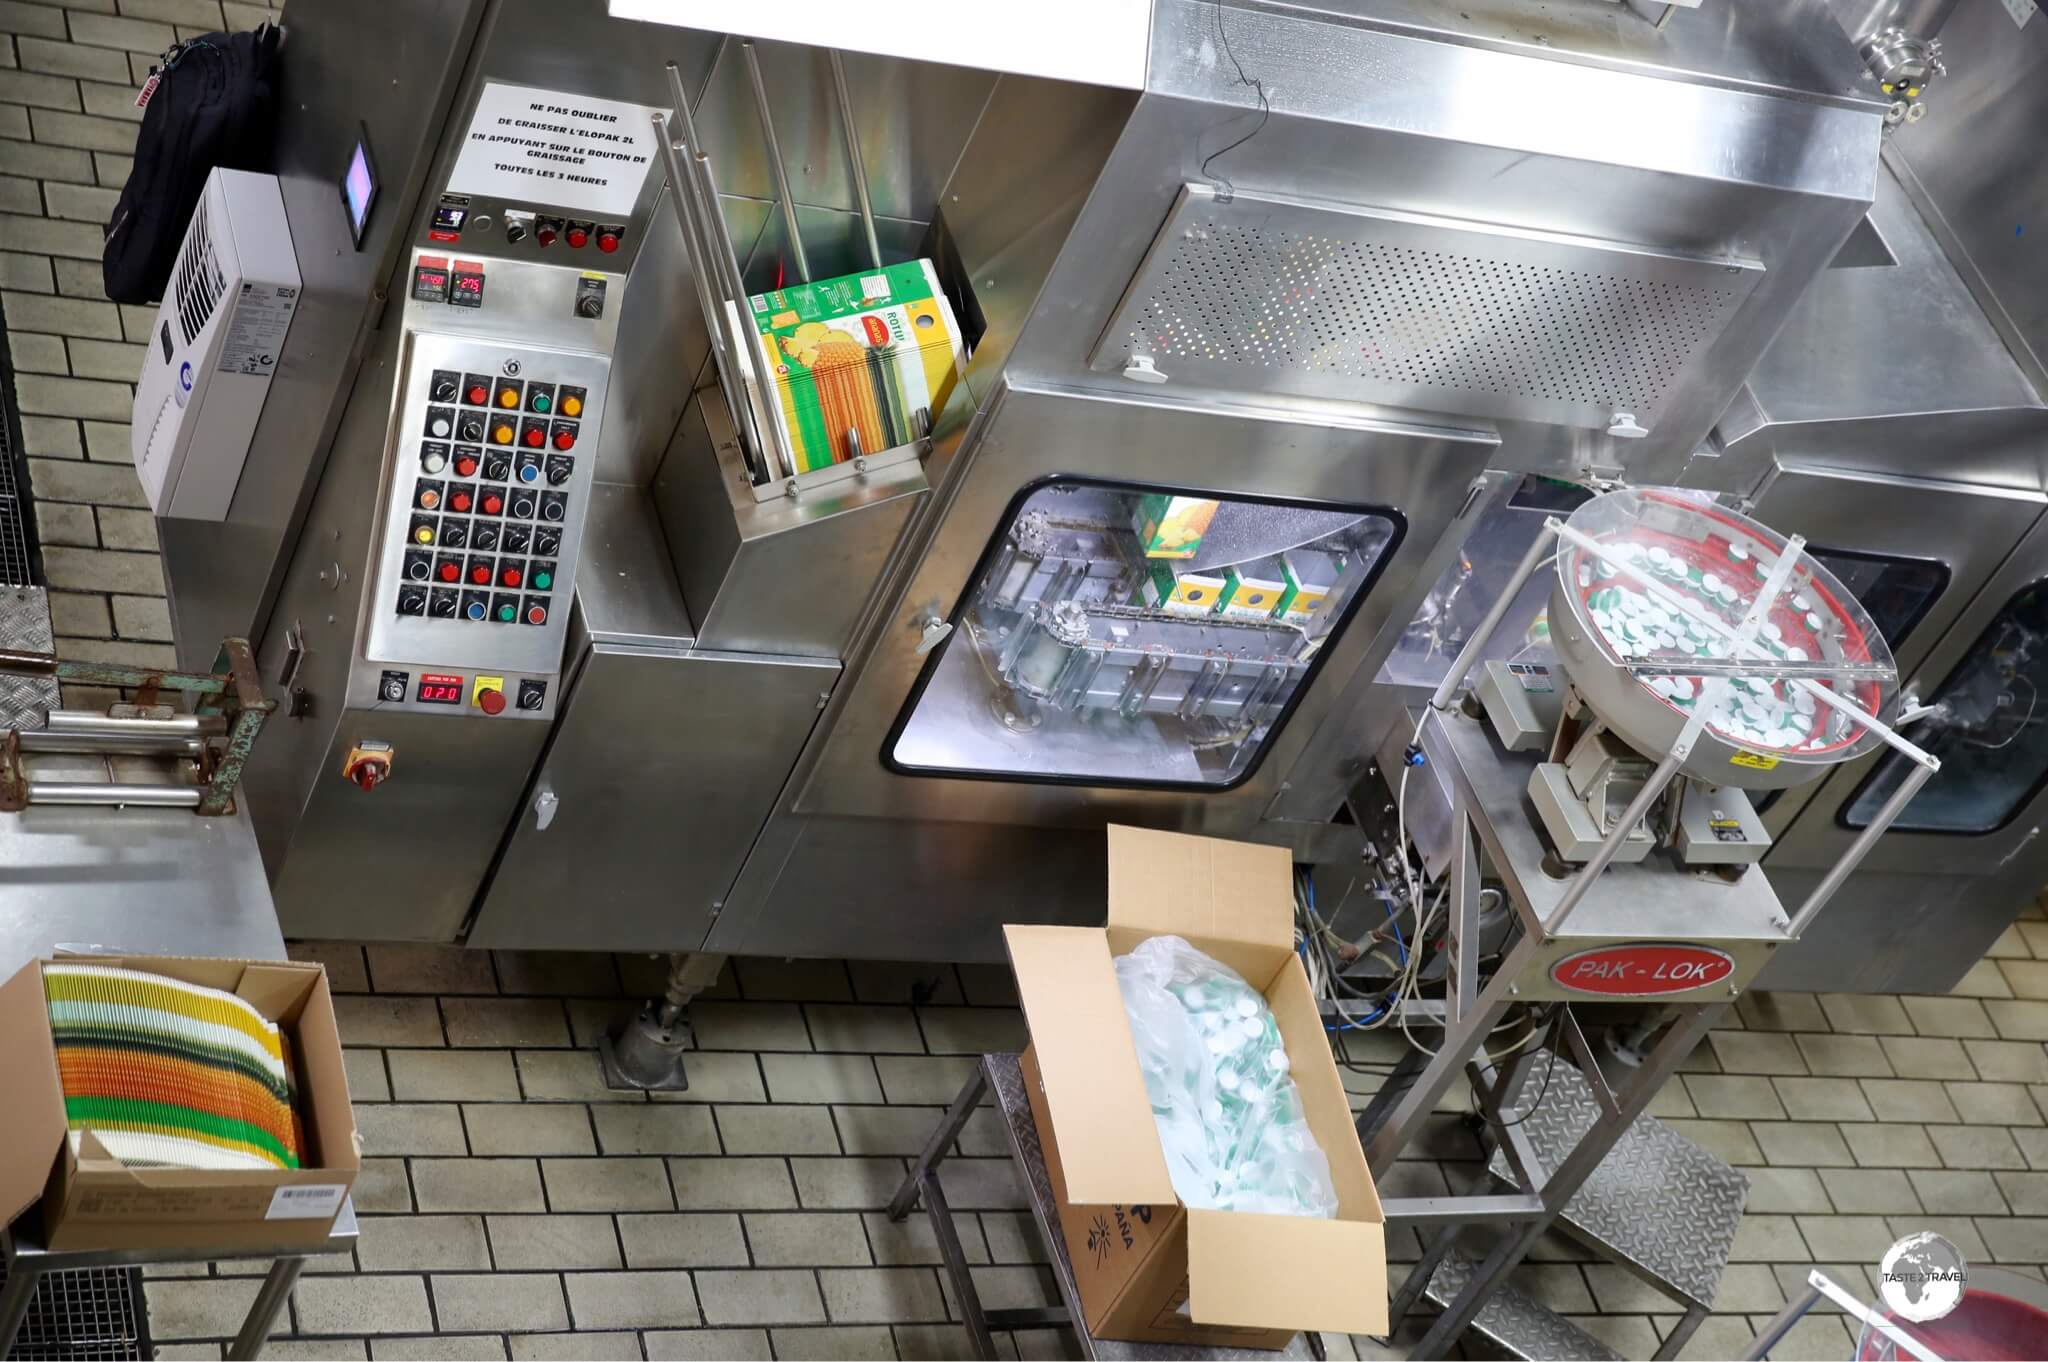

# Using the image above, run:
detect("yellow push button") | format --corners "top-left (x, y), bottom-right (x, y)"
top-left (496, 385), bottom-right (521, 409)
top-left (413, 524), bottom-right (435, 545)
top-left (560, 393), bottom-right (583, 418)
top-left (491, 422), bottom-right (515, 445)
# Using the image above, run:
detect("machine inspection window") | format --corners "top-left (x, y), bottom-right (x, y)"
top-left (1844, 577), bottom-right (2048, 834)
top-left (1804, 547), bottom-right (1948, 656)
top-left (886, 479), bottom-right (1401, 788)
top-left (1754, 546), bottom-right (1948, 814)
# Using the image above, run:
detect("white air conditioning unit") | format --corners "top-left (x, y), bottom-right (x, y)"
top-left (132, 168), bottom-right (300, 519)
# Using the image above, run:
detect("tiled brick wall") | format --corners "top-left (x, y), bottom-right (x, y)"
top-left (0, 0), bottom-right (281, 696)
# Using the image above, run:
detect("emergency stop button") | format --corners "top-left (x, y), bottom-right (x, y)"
top-left (472, 675), bottom-right (507, 715)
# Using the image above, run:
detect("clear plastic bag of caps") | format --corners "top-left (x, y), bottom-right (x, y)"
top-left (1112, 935), bottom-right (1339, 1218)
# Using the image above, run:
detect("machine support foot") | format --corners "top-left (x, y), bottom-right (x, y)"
top-left (598, 952), bottom-right (726, 1092)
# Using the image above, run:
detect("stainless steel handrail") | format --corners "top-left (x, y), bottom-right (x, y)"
top-left (741, 39), bottom-right (811, 283)
top-left (829, 50), bottom-right (882, 269)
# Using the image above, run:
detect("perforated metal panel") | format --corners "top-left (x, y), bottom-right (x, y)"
top-left (1092, 185), bottom-right (1764, 432)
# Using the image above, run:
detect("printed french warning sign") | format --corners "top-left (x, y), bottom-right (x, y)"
top-left (446, 83), bottom-right (662, 218)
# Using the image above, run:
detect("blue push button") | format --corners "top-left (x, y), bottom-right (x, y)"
top-left (465, 601), bottom-right (487, 621)
top-left (517, 464), bottom-right (540, 484)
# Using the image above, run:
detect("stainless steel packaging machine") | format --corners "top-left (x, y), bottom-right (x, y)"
top-left (144, 0), bottom-right (2048, 999)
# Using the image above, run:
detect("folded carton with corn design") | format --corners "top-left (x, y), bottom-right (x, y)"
top-left (748, 259), bottom-right (966, 474)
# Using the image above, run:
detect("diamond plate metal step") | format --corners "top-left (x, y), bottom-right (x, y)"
top-left (0, 586), bottom-right (58, 730)
top-left (1487, 1050), bottom-right (1747, 1312)
top-left (0, 302), bottom-right (41, 587)
top-left (1423, 1252), bottom-right (1622, 1362)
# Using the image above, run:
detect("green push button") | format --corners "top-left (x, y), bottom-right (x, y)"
top-left (531, 393), bottom-right (551, 413)
top-left (534, 569), bottom-right (553, 590)
top-left (497, 603), bottom-right (516, 622)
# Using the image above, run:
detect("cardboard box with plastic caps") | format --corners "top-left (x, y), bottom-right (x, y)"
top-left (0, 954), bottom-right (358, 1252)
top-left (1006, 826), bottom-right (1388, 1348)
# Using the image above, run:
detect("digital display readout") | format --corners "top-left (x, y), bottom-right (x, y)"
top-left (411, 265), bottom-right (449, 303)
top-left (450, 270), bottom-right (485, 309)
top-left (417, 672), bottom-right (464, 705)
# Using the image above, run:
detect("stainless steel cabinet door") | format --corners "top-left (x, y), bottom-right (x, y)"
top-left (469, 645), bottom-right (839, 951)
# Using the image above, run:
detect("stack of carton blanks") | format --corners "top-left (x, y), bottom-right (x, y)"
top-left (0, 954), bottom-right (357, 1251)
top-left (1006, 826), bottom-right (1387, 1347)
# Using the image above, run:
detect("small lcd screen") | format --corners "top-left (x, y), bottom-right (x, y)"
top-left (417, 673), bottom-right (463, 705)
top-left (341, 129), bottom-right (377, 249)
top-left (411, 266), bottom-right (449, 303)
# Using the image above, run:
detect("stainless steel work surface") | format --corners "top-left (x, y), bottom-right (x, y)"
top-left (575, 482), bottom-right (694, 649)
top-left (1414, 707), bottom-right (1790, 943)
top-left (0, 805), bottom-right (282, 977)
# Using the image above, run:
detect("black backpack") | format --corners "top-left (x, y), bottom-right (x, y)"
top-left (102, 24), bottom-right (282, 306)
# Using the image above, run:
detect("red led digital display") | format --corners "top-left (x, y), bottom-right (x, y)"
top-left (454, 274), bottom-right (483, 294)
top-left (411, 266), bottom-right (449, 303)
top-left (417, 672), bottom-right (464, 705)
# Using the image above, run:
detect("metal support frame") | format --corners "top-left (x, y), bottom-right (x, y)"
top-left (739, 40), bottom-right (810, 284)
top-left (886, 1062), bottom-right (1000, 1360)
top-left (0, 637), bottom-right (274, 816)
top-left (827, 50), bottom-right (882, 270)
top-left (1385, 1002), bottom-right (1726, 1360)
top-left (598, 951), bottom-right (726, 1092)
top-left (1369, 500), bottom-right (1947, 1357)
top-left (0, 1201), bottom-right (355, 1361)
top-left (1740, 1269), bottom-right (1946, 1362)
top-left (889, 1058), bottom-right (1324, 1361)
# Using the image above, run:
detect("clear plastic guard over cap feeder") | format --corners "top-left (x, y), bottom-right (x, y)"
top-left (1549, 488), bottom-right (1901, 789)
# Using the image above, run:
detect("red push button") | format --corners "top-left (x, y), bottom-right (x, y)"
top-left (454, 453), bottom-right (479, 478)
top-left (469, 563), bottom-right (491, 585)
top-left (523, 425), bottom-right (545, 448)
top-left (552, 428), bottom-right (576, 451)
top-left (526, 603), bottom-right (548, 625)
top-left (597, 230), bottom-right (620, 254)
top-left (500, 566), bottom-right (523, 588)
top-left (450, 489), bottom-right (473, 513)
top-left (482, 492), bottom-right (504, 515)
top-left (438, 562), bottom-right (460, 583)
top-left (476, 687), bottom-right (507, 716)
top-left (566, 226), bottom-right (588, 248)
top-left (466, 383), bottom-right (488, 405)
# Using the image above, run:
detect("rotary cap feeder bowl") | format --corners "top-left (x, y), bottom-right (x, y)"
top-left (1518, 489), bottom-right (1901, 867)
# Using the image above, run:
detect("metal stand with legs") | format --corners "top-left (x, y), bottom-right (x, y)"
top-left (0, 1201), bottom-right (357, 1361)
top-left (889, 1054), bottom-right (1321, 1361)
top-left (1365, 511), bottom-right (1941, 1360)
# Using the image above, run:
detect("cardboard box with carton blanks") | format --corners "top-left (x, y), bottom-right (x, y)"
top-left (1006, 826), bottom-right (1388, 1348)
top-left (0, 954), bottom-right (358, 1252)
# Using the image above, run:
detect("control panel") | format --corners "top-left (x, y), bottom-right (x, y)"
top-left (363, 322), bottom-right (608, 717)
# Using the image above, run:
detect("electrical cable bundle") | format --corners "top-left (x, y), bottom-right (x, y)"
top-left (42, 963), bottom-right (303, 1171)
